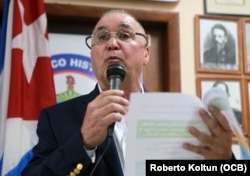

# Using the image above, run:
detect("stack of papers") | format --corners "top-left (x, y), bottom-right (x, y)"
top-left (125, 88), bottom-right (250, 176)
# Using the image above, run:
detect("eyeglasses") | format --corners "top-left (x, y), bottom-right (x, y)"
top-left (85, 30), bottom-right (148, 49)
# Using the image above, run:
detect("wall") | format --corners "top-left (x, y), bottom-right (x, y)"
top-left (45, 0), bottom-right (242, 159)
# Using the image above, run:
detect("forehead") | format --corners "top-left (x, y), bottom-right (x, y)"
top-left (93, 12), bottom-right (141, 32)
top-left (213, 28), bottom-right (225, 36)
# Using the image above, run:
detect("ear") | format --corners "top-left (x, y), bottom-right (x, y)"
top-left (143, 46), bottom-right (150, 65)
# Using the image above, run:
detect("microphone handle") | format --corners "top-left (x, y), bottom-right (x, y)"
top-left (108, 76), bottom-right (122, 137)
top-left (109, 76), bottom-right (122, 90)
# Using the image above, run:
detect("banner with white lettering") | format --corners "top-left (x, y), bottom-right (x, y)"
top-left (49, 33), bottom-right (96, 103)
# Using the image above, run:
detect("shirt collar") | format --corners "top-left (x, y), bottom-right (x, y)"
top-left (97, 83), bottom-right (145, 93)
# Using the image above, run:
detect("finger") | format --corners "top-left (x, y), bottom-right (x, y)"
top-left (188, 126), bottom-right (215, 147)
top-left (199, 108), bottom-right (221, 135)
top-left (95, 99), bottom-right (128, 126)
top-left (99, 89), bottom-right (125, 98)
top-left (106, 102), bottom-right (127, 115)
top-left (183, 142), bottom-right (208, 157)
top-left (208, 106), bottom-right (231, 132)
top-left (88, 91), bottom-right (129, 116)
top-left (98, 90), bottom-right (129, 107)
top-left (103, 112), bottom-right (123, 126)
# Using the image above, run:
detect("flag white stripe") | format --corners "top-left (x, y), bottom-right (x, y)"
top-left (2, 119), bottom-right (38, 175)
top-left (0, 0), bottom-right (13, 163)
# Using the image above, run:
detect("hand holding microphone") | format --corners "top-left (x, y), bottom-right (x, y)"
top-left (81, 62), bottom-right (127, 149)
top-left (88, 63), bottom-right (126, 175)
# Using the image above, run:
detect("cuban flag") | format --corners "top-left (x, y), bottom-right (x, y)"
top-left (0, 0), bottom-right (56, 175)
top-left (0, 0), bottom-right (10, 174)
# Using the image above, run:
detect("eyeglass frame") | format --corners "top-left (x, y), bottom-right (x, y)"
top-left (85, 30), bottom-right (149, 49)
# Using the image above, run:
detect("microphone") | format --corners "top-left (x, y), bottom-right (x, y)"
top-left (106, 63), bottom-right (126, 137)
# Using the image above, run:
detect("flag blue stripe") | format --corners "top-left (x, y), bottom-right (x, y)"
top-left (5, 149), bottom-right (33, 176)
top-left (0, 0), bottom-right (10, 74)
top-left (6, 149), bottom-right (33, 176)
top-left (0, 155), bottom-right (3, 175)
top-left (240, 145), bottom-right (250, 160)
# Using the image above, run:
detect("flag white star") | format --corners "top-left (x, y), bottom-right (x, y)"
top-left (12, 0), bottom-right (50, 83)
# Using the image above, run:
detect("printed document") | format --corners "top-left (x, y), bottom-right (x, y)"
top-left (124, 88), bottom-right (250, 176)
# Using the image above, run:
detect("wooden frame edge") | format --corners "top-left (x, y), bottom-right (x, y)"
top-left (196, 76), bottom-right (248, 143)
top-left (242, 18), bottom-right (250, 74)
top-left (195, 15), bottom-right (243, 74)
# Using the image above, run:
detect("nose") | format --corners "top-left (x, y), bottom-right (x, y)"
top-left (106, 33), bottom-right (120, 50)
top-left (215, 36), bottom-right (220, 42)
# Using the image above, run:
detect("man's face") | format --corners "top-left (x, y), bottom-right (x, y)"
top-left (212, 28), bottom-right (227, 50)
top-left (90, 12), bottom-right (150, 90)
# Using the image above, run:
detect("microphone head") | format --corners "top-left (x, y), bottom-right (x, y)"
top-left (106, 63), bottom-right (126, 81)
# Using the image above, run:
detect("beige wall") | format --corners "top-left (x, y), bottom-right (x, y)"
top-left (45, 0), bottom-right (204, 95)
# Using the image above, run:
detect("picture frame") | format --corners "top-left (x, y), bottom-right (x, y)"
top-left (195, 15), bottom-right (243, 74)
top-left (196, 76), bottom-right (247, 142)
top-left (155, 0), bottom-right (179, 1)
top-left (204, 0), bottom-right (250, 16)
top-left (243, 77), bottom-right (250, 137)
top-left (242, 18), bottom-right (250, 74)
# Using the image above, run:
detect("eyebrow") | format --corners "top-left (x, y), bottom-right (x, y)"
top-left (94, 23), bottom-right (134, 33)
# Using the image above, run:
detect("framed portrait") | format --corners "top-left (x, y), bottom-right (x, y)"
top-left (243, 77), bottom-right (250, 137)
top-left (204, 0), bottom-right (250, 16)
top-left (196, 76), bottom-right (248, 139)
top-left (242, 18), bottom-right (250, 74)
top-left (195, 15), bottom-right (242, 74)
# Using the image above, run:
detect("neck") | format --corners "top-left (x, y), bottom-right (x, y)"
top-left (98, 80), bottom-right (143, 99)
top-left (67, 85), bottom-right (74, 90)
top-left (121, 84), bottom-right (143, 100)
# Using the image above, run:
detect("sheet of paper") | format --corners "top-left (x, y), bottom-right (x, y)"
top-left (124, 92), bottom-right (209, 176)
top-left (203, 87), bottom-right (250, 159)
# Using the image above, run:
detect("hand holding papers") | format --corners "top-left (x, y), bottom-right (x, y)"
top-left (203, 88), bottom-right (250, 160)
top-left (125, 88), bottom-right (250, 176)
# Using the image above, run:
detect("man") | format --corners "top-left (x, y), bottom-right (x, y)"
top-left (22, 10), bottom-right (234, 176)
top-left (203, 23), bottom-right (236, 69)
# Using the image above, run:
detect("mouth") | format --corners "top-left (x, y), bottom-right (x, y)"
top-left (106, 56), bottom-right (121, 64)
top-left (105, 57), bottom-right (125, 73)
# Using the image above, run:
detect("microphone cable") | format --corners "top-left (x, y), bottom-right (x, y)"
top-left (89, 136), bottom-right (112, 176)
